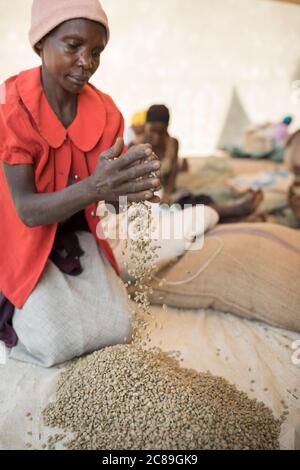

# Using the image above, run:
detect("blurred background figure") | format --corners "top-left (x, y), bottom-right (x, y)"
top-left (140, 104), bottom-right (263, 222)
top-left (144, 105), bottom-right (180, 204)
top-left (124, 109), bottom-right (147, 146)
top-left (227, 115), bottom-right (293, 163)
top-left (140, 104), bottom-right (188, 204)
top-left (272, 115), bottom-right (293, 148)
top-left (285, 124), bottom-right (300, 222)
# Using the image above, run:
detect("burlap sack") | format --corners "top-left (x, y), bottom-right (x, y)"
top-left (9, 232), bottom-right (132, 368)
top-left (149, 223), bottom-right (300, 332)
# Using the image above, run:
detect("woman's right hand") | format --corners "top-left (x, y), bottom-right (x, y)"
top-left (90, 138), bottom-right (161, 203)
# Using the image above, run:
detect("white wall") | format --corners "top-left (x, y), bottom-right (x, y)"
top-left (0, 0), bottom-right (300, 155)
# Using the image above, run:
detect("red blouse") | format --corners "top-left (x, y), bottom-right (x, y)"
top-left (0, 66), bottom-right (123, 308)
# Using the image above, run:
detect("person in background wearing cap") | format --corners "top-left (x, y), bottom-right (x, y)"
top-left (0, 0), bottom-right (161, 366)
top-left (124, 110), bottom-right (147, 147)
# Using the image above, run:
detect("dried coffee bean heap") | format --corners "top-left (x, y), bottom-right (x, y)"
top-left (43, 344), bottom-right (281, 450)
top-left (42, 202), bottom-right (282, 450)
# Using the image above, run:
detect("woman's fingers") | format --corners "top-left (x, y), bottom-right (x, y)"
top-left (147, 195), bottom-right (161, 204)
top-left (115, 144), bottom-right (153, 169)
top-left (118, 177), bottom-right (160, 195)
top-left (116, 160), bottom-right (161, 185)
top-left (126, 191), bottom-right (155, 202)
top-left (145, 151), bottom-right (159, 162)
top-left (101, 137), bottom-right (124, 160)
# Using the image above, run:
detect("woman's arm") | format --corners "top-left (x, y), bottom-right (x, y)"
top-left (3, 162), bottom-right (99, 227)
top-left (3, 139), bottom-right (161, 227)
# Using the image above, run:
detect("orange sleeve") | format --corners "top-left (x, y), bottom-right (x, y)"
top-left (0, 102), bottom-right (35, 166)
top-left (118, 115), bottom-right (128, 155)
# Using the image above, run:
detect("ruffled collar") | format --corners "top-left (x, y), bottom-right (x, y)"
top-left (16, 66), bottom-right (107, 151)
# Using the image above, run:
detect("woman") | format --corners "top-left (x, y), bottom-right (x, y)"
top-left (0, 0), bottom-right (161, 367)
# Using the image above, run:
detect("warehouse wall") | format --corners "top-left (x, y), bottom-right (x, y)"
top-left (0, 0), bottom-right (300, 155)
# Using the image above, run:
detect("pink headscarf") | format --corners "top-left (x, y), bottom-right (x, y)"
top-left (29, 0), bottom-right (110, 53)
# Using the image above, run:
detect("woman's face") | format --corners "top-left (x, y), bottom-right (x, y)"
top-left (37, 18), bottom-right (107, 94)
